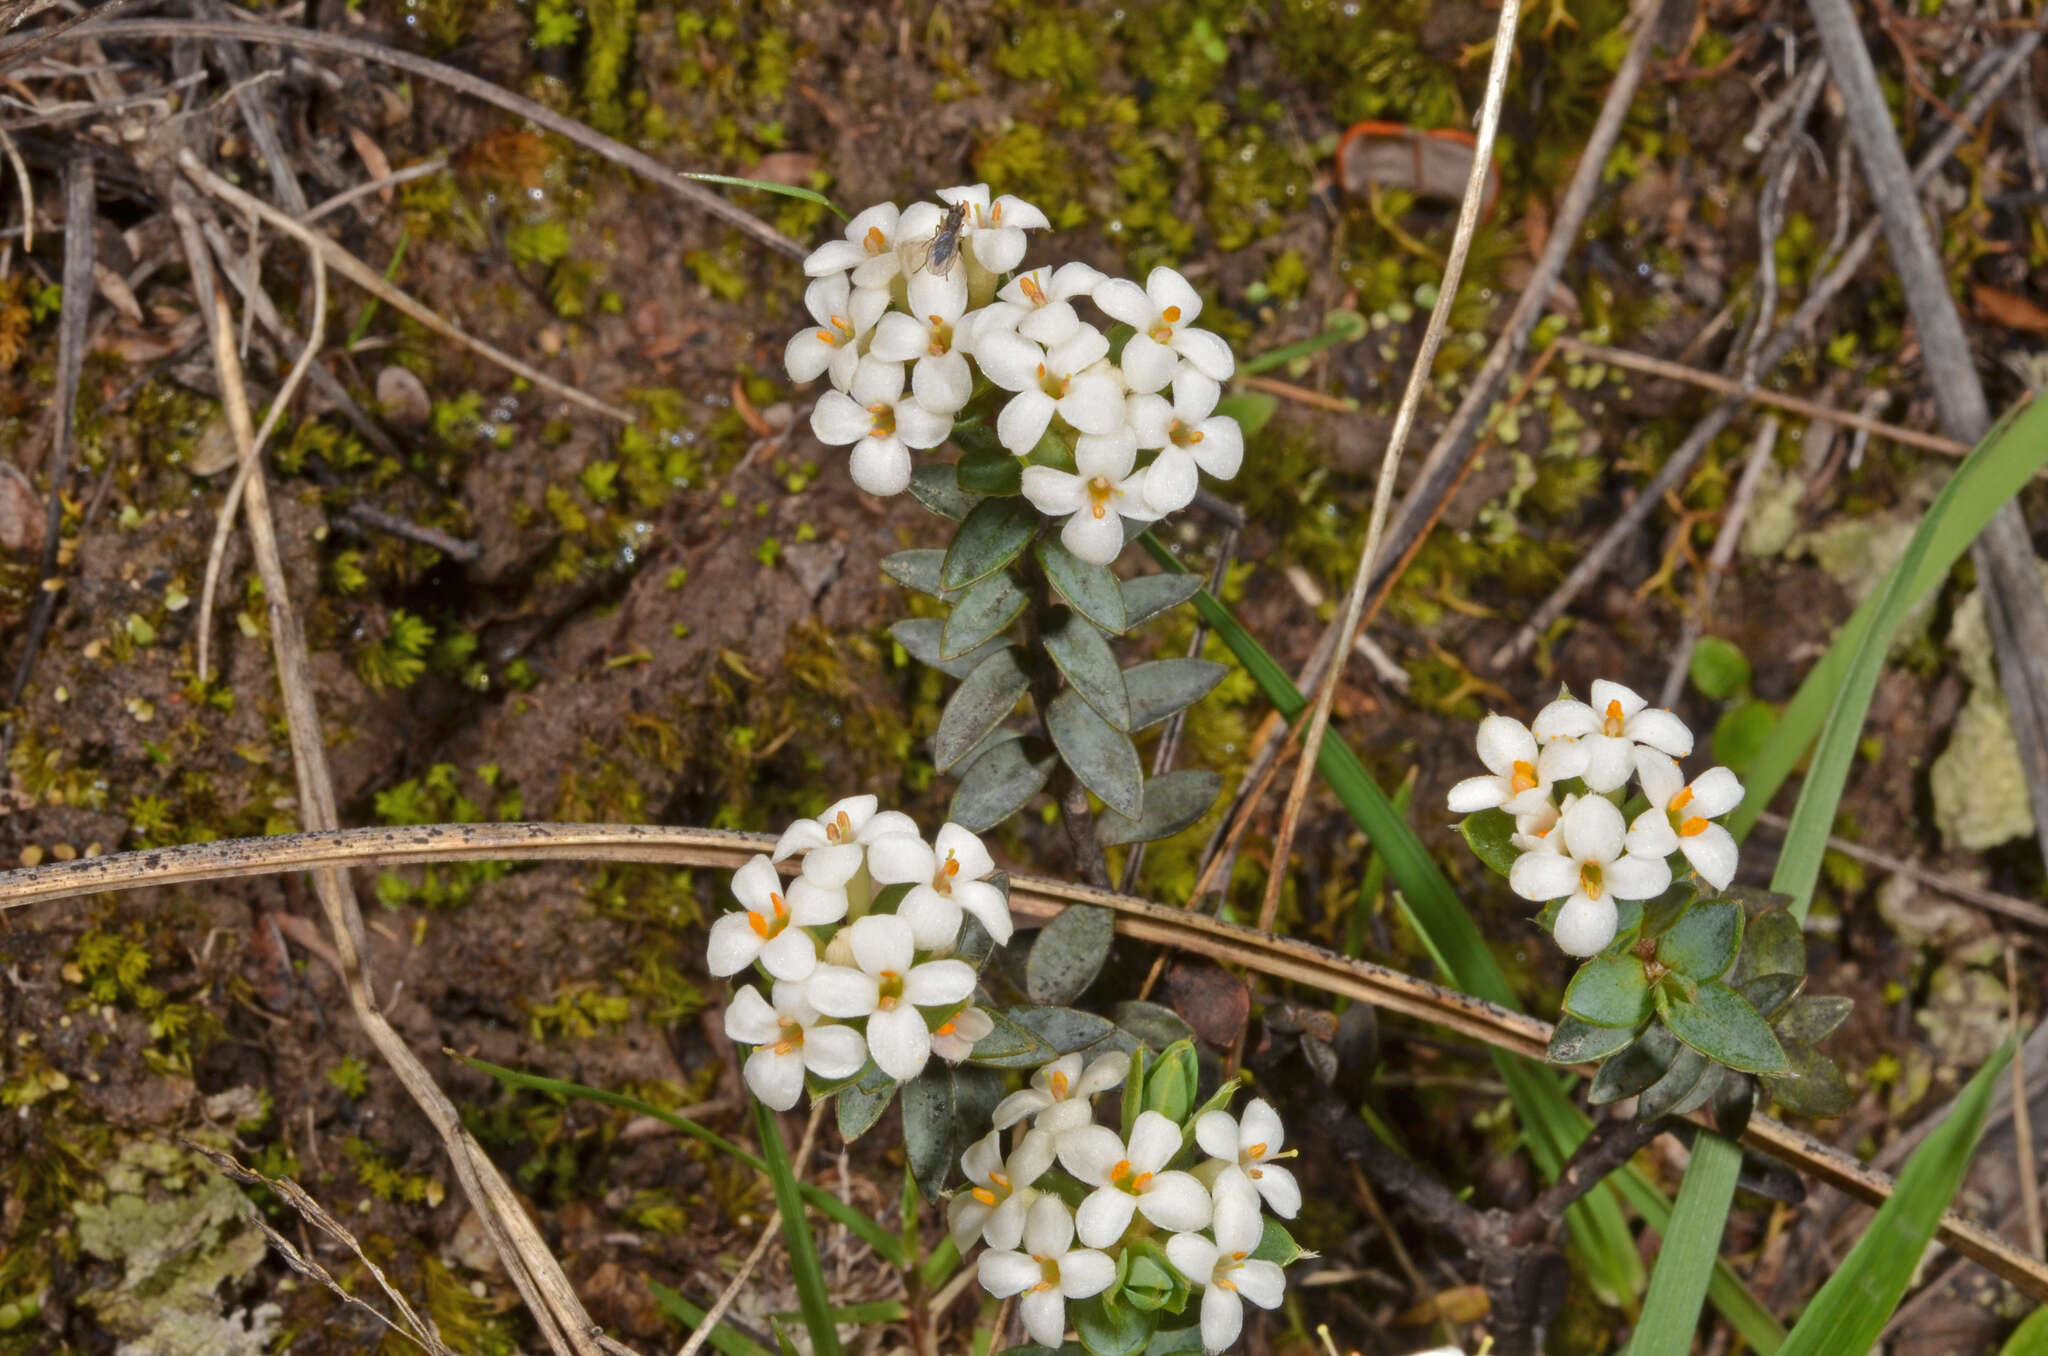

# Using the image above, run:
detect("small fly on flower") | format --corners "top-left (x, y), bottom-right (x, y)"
top-left (904, 200), bottom-right (970, 278)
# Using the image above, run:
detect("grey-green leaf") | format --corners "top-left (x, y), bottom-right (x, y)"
top-left (941, 571), bottom-right (1029, 659)
top-left (1773, 994), bottom-right (1853, 1045)
top-left (1738, 971), bottom-right (1805, 1021)
top-left (892, 618), bottom-right (1008, 680)
top-left (968, 1006), bottom-right (1060, 1069)
top-left (836, 1069), bottom-right (896, 1141)
top-left (1043, 611), bottom-right (1131, 729)
top-left (1562, 955), bottom-right (1653, 1029)
top-left (951, 737), bottom-right (1056, 832)
top-left (1005, 1005), bottom-right (1118, 1055)
top-left (1097, 769), bottom-right (1222, 846)
top-left (881, 549), bottom-right (951, 599)
top-left (1123, 658), bottom-right (1228, 731)
top-left (1759, 1041), bottom-right (1853, 1118)
top-left (1657, 898), bottom-right (1744, 980)
top-left (1460, 808), bottom-right (1520, 879)
top-left (1026, 904), bottom-right (1116, 1006)
top-left (1637, 1045), bottom-right (1709, 1122)
top-left (909, 462), bottom-right (982, 522)
top-left (1046, 689), bottom-right (1144, 819)
top-left (901, 1067), bottom-right (1002, 1199)
top-left (1589, 1025), bottom-right (1680, 1106)
top-left (1728, 907), bottom-right (1805, 988)
top-left (1121, 572), bottom-right (1203, 628)
top-left (943, 498), bottom-right (1038, 590)
top-left (1037, 538), bottom-right (1126, 633)
top-left (1111, 1000), bottom-right (1195, 1052)
top-left (1549, 1014), bottom-right (1640, 1065)
top-left (933, 649), bottom-right (1031, 772)
top-left (1662, 979), bottom-right (1790, 1074)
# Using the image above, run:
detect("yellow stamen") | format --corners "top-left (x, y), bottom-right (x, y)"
top-left (1670, 786), bottom-right (1695, 814)
top-left (1130, 1171), bottom-right (1153, 1192)
top-left (1087, 475), bottom-right (1116, 519)
top-left (1246, 1143), bottom-right (1268, 1160)
top-left (1049, 1070), bottom-right (1070, 1098)
top-left (990, 1172), bottom-right (1009, 1188)
top-left (1581, 866), bottom-right (1603, 901)
top-left (1217, 1276), bottom-right (1238, 1293)
top-left (832, 809), bottom-right (853, 841)
top-left (943, 853), bottom-right (961, 878)
top-left (747, 912), bottom-right (772, 938)
top-left (936, 1020), bottom-right (957, 1037)
top-left (991, 201), bottom-right (1005, 224)
top-left (771, 892), bottom-right (788, 919)
top-left (862, 225), bottom-right (886, 254)
top-left (971, 1186), bottom-right (997, 1206)
top-left (1510, 760), bottom-right (1539, 794)
top-left (1020, 275), bottom-right (1046, 306)
top-left (1604, 698), bottom-right (1625, 735)
top-left (1110, 1159), bottom-right (1132, 1182)
top-left (1679, 817), bottom-right (1710, 838)
top-left (814, 328), bottom-right (835, 343)
top-left (1162, 305), bottom-right (1182, 323)
top-left (772, 1037), bottom-right (797, 1055)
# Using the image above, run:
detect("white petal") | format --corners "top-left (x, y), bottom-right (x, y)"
top-left (849, 357), bottom-right (907, 406)
top-left (786, 878), bottom-right (848, 928)
top-left (805, 964), bottom-right (879, 1018)
top-left (803, 241), bottom-right (865, 277)
top-left (1136, 1172), bottom-right (1212, 1233)
top-left (1475, 714), bottom-right (1540, 777)
top-left (1143, 448), bottom-right (1199, 516)
top-left (772, 822), bottom-right (827, 862)
top-left (798, 843), bottom-right (862, 891)
top-left (1166, 1232), bottom-right (1220, 1283)
top-left (1532, 698), bottom-right (1600, 740)
top-left (1048, 327), bottom-right (1110, 376)
top-left (898, 890), bottom-right (964, 951)
top-left (1254, 1163), bottom-right (1301, 1219)
top-left (1234, 1258), bottom-right (1287, 1309)
top-left (970, 227), bottom-right (1029, 275)
top-left (953, 878), bottom-right (1015, 945)
top-left (869, 312), bottom-right (928, 364)
top-left (1059, 507), bottom-right (1126, 566)
top-left (848, 285), bottom-right (891, 335)
top-left (811, 390), bottom-right (872, 446)
top-left (1560, 794), bottom-right (1626, 864)
top-left (802, 1023), bottom-right (867, 1080)
top-left (907, 267), bottom-right (969, 322)
top-left (992, 194), bottom-right (1050, 231)
top-left (984, 1188), bottom-right (1036, 1250)
top-left (1021, 465), bottom-right (1085, 517)
top-left (1190, 416), bottom-right (1243, 479)
top-left (1023, 1193), bottom-right (1077, 1256)
top-left (866, 1004), bottom-right (932, 1082)
top-left (1689, 766), bottom-right (1745, 818)
top-left (1211, 1187), bottom-right (1264, 1255)
top-left (1074, 1052), bottom-right (1130, 1097)
top-left (1059, 1248), bottom-right (1116, 1299)
top-left (1036, 1098), bottom-right (1096, 1137)
top-left (866, 833), bottom-right (937, 886)
top-left (1010, 1129), bottom-right (1058, 1186)
top-left (1127, 392), bottom-right (1173, 448)
top-left (1680, 824), bottom-right (1740, 891)
top-left (758, 926), bottom-right (819, 982)
top-left (731, 855), bottom-right (782, 911)
top-left (1170, 326), bottom-right (1235, 381)
top-left (977, 329), bottom-right (1045, 392)
top-left (705, 913), bottom-right (763, 977)
top-left (948, 1195), bottom-right (993, 1251)
top-left (1508, 851), bottom-right (1579, 904)
top-left (1120, 333), bottom-right (1178, 394)
top-left (1633, 748), bottom-right (1686, 806)
top-left (785, 329), bottom-right (838, 384)
top-left (1553, 895), bottom-right (1618, 956)
top-left (998, 390), bottom-right (1055, 456)
top-left (894, 399), bottom-right (955, 450)
top-left (1626, 707), bottom-right (1695, 759)
top-left (1590, 679), bottom-right (1647, 721)
top-left (976, 1250), bottom-right (1040, 1299)
top-left (1128, 1111), bottom-right (1182, 1171)
top-left (1195, 1109), bottom-right (1240, 1162)
top-left (1058, 371), bottom-right (1125, 436)
top-left (1048, 261), bottom-right (1105, 299)
top-left (1238, 1098), bottom-right (1284, 1152)
top-left (1019, 300), bottom-right (1083, 347)
top-left (848, 913), bottom-right (915, 976)
top-left (902, 958), bottom-right (976, 1006)
top-left (1446, 774), bottom-right (1510, 814)
top-left (992, 1088), bottom-right (1053, 1131)
top-left (1580, 735), bottom-right (1636, 792)
top-left (1057, 1125), bottom-right (1127, 1184)
top-left (744, 1047), bottom-right (805, 1111)
top-left (1605, 851), bottom-right (1671, 901)
top-left (849, 436), bottom-right (912, 497)
top-left (1146, 267), bottom-right (1202, 320)
top-left (1537, 737), bottom-right (1590, 781)
top-left (1626, 809), bottom-right (1679, 861)
top-left (855, 808), bottom-right (915, 842)
top-left (913, 353), bottom-right (973, 416)
top-left (1200, 1284), bottom-right (1245, 1353)
top-left (722, 985), bottom-right (781, 1044)
top-left (1092, 277), bottom-right (1153, 328)
top-left (934, 823), bottom-right (994, 878)
top-left (1018, 1289), bottom-right (1067, 1348)
top-left (1075, 1187), bottom-right (1137, 1249)
top-left (962, 1129), bottom-right (1005, 1187)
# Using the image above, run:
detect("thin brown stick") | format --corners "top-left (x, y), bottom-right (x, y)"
top-left (19, 16), bottom-right (803, 257)
top-left (1659, 414), bottom-right (1780, 707)
top-left (1749, 810), bottom-right (2048, 931)
top-left (1261, 0), bottom-right (1523, 935)
top-left (178, 151), bottom-right (634, 423)
top-left (1557, 338), bottom-right (1972, 456)
top-left (1, 817), bottom-right (2043, 1304)
top-left (2010, 946), bottom-right (2045, 1261)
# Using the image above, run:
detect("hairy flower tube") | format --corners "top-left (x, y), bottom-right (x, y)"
top-left (789, 184), bottom-right (1244, 565)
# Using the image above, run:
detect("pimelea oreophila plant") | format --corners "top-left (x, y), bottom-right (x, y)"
top-left (787, 184), bottom-right (1245, 851)
top-left (1449, 682), bottom-right (1855, 1127)
top-left (713, 802), bottom-right (1305, 1353)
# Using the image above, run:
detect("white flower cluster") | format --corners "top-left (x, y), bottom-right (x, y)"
top-left (956, 1054), bottom-right (1297, 1353)
top-left (1448, 679), bottom-right (1746, 958)
top-left (789, 184), bottom-right (1244, 565)
top-left (710, 796), bottom-right (1014, 1108)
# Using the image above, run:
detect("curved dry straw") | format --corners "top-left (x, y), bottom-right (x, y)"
top-left (3, 819), bottom-right (2042, 1303)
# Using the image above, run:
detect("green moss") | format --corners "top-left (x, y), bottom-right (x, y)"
top-left (579, 0), bottom-right (637, 135)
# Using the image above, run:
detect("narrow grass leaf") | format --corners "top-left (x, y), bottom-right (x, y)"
top-left (649, 1281), bottom-right (777, 1356)
top-left (681, 172), bottom-right (845, 218)
top-left (753, 1096), bottom-right (842, 1356)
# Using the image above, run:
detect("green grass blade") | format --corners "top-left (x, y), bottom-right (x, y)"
top-left (1999, 1306), bottom-right (2048, 1355)
top-left (649, 1281), bottom-right (777, 1356)
top-left (1623, 1134), bottom-right (1743, 1355)
top-left (1629, 396), bottom-right (2048, 1354)
top-left (1731, 393), bottom-right (2048, 842)
top-left (754, 1096), bottom-right (843, 1356)
top-left (454, 1053), bottom-right (908, 1267)
top-left (1773, 1038), bottom-right (2016, 1356)
top-left (681, 172), bottom-right (846, 219)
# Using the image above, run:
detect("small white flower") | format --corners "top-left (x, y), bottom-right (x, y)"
top-left (867, 269), bottom-right (976, 415)
top-left (1627, 750), bottom-right (1744, 890)
top-left (1062, 1110), bottom-right (1214, 1247)
top-left (1128, 370), bottom-right (1244, 514)
top-left (783, 273), bottom-right (888, 392)
top-left (948, 1127), bottom-right (1056, 1250)
top-left (1511, 794), bottom-right (1567, 854)
top-left (1195, 1097), bottom-right (1299, 1219)
top-left (977, 1195), bottom-right (1117, 1348)
top-left (803, 202), bottom-right (908, 289)
top-left (1165, 1191), bottom-right (1287, 1355)
top-left (1092, 266), bottom-right (1235, 388)
top-left (706, 855), bottom-right (841, 981)
top-left (1532, 679), bottom-right (1694, 793)
top-left (1020, 428), bottom-right (1163, 566)
top-left (809, 358), bottom-right (954, 497)
top-left (722, 982), bottom-right (867, 1111)
top-left (1445, 713), bottom-right (1585, 817)
top-left (932, 1002), bottom-right (996, 1064)
top-left (974, 262), bottom-right (1108, 348)
top-left (977, 326), bottom-right (1125, 454)
top-left (934, 183), bottom-right (1052, 275)
top-left (867, 822), bottom-right (1013, 949)
top-left (1508, 795), bottom-right (1672, 957)
top-left (771, 793), bottom-right (920, 882)
top-left (805, 914), bottom-right (976, 1082)
top-left (992, 1050), bottom-right (1129, 1135)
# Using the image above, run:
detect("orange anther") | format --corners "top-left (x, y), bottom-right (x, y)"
top-left (1050, 1071), bottom-right (1070, 1098)
top-left (1162, 305), bottom-right (1182, 323)
top-left (1511, 760), bottom-right (1539, 794)
top-left (971, 1186), bottom-right (998, 1206)
top-left (1246, 1142), bottom-right (1268, 1160)
top-left (1670, 787), bottom-right (1695, 813)
top-left (936, 1021), bottom-right (956, 1037)
top-left (814, 328), bottom-right (835, 344)
top-left (1679, 817), bottom-right (1710, 838)
top-left (771, 892), bottom-right (789, 919)
top-left (863, 225), bottom-right (886, 253)
top-left (1110, 1159), bottom-right (1132, 1182)
top-left (747, 912), bottom-right (772, 938)
top-left (1131, 1171), bottom-right (1154, 1192)
top-left (1020, 275), bottom-right (1046, 306)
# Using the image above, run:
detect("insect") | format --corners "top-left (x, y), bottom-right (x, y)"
top-left (904, 200), bottom-right (970, 277)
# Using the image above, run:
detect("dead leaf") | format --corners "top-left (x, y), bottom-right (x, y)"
top-left (346, 124), bottom-right (394, 202)
top-left (1972, 283), bottom-right (2048, 335)
top-left (188, 414), bottom-right (240, 476)
top-left (375, 366), bottom-right (432, 428)
top-left (1164, 960), bottom-right (1251, 1048)
top-left (1337, 121), bottom-right (1501, 215)
top-left (1397, 1283), bottom-right (1490, 1326)
top-left (0, 461), bottom-right (44, 557)
top-left (93, 264), bottom-right (143, 324)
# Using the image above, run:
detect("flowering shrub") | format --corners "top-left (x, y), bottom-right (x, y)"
top-left (789, 185), bottom-right (1245, 844)
top-left (1450, 681), bottom-right (1854, 1124)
